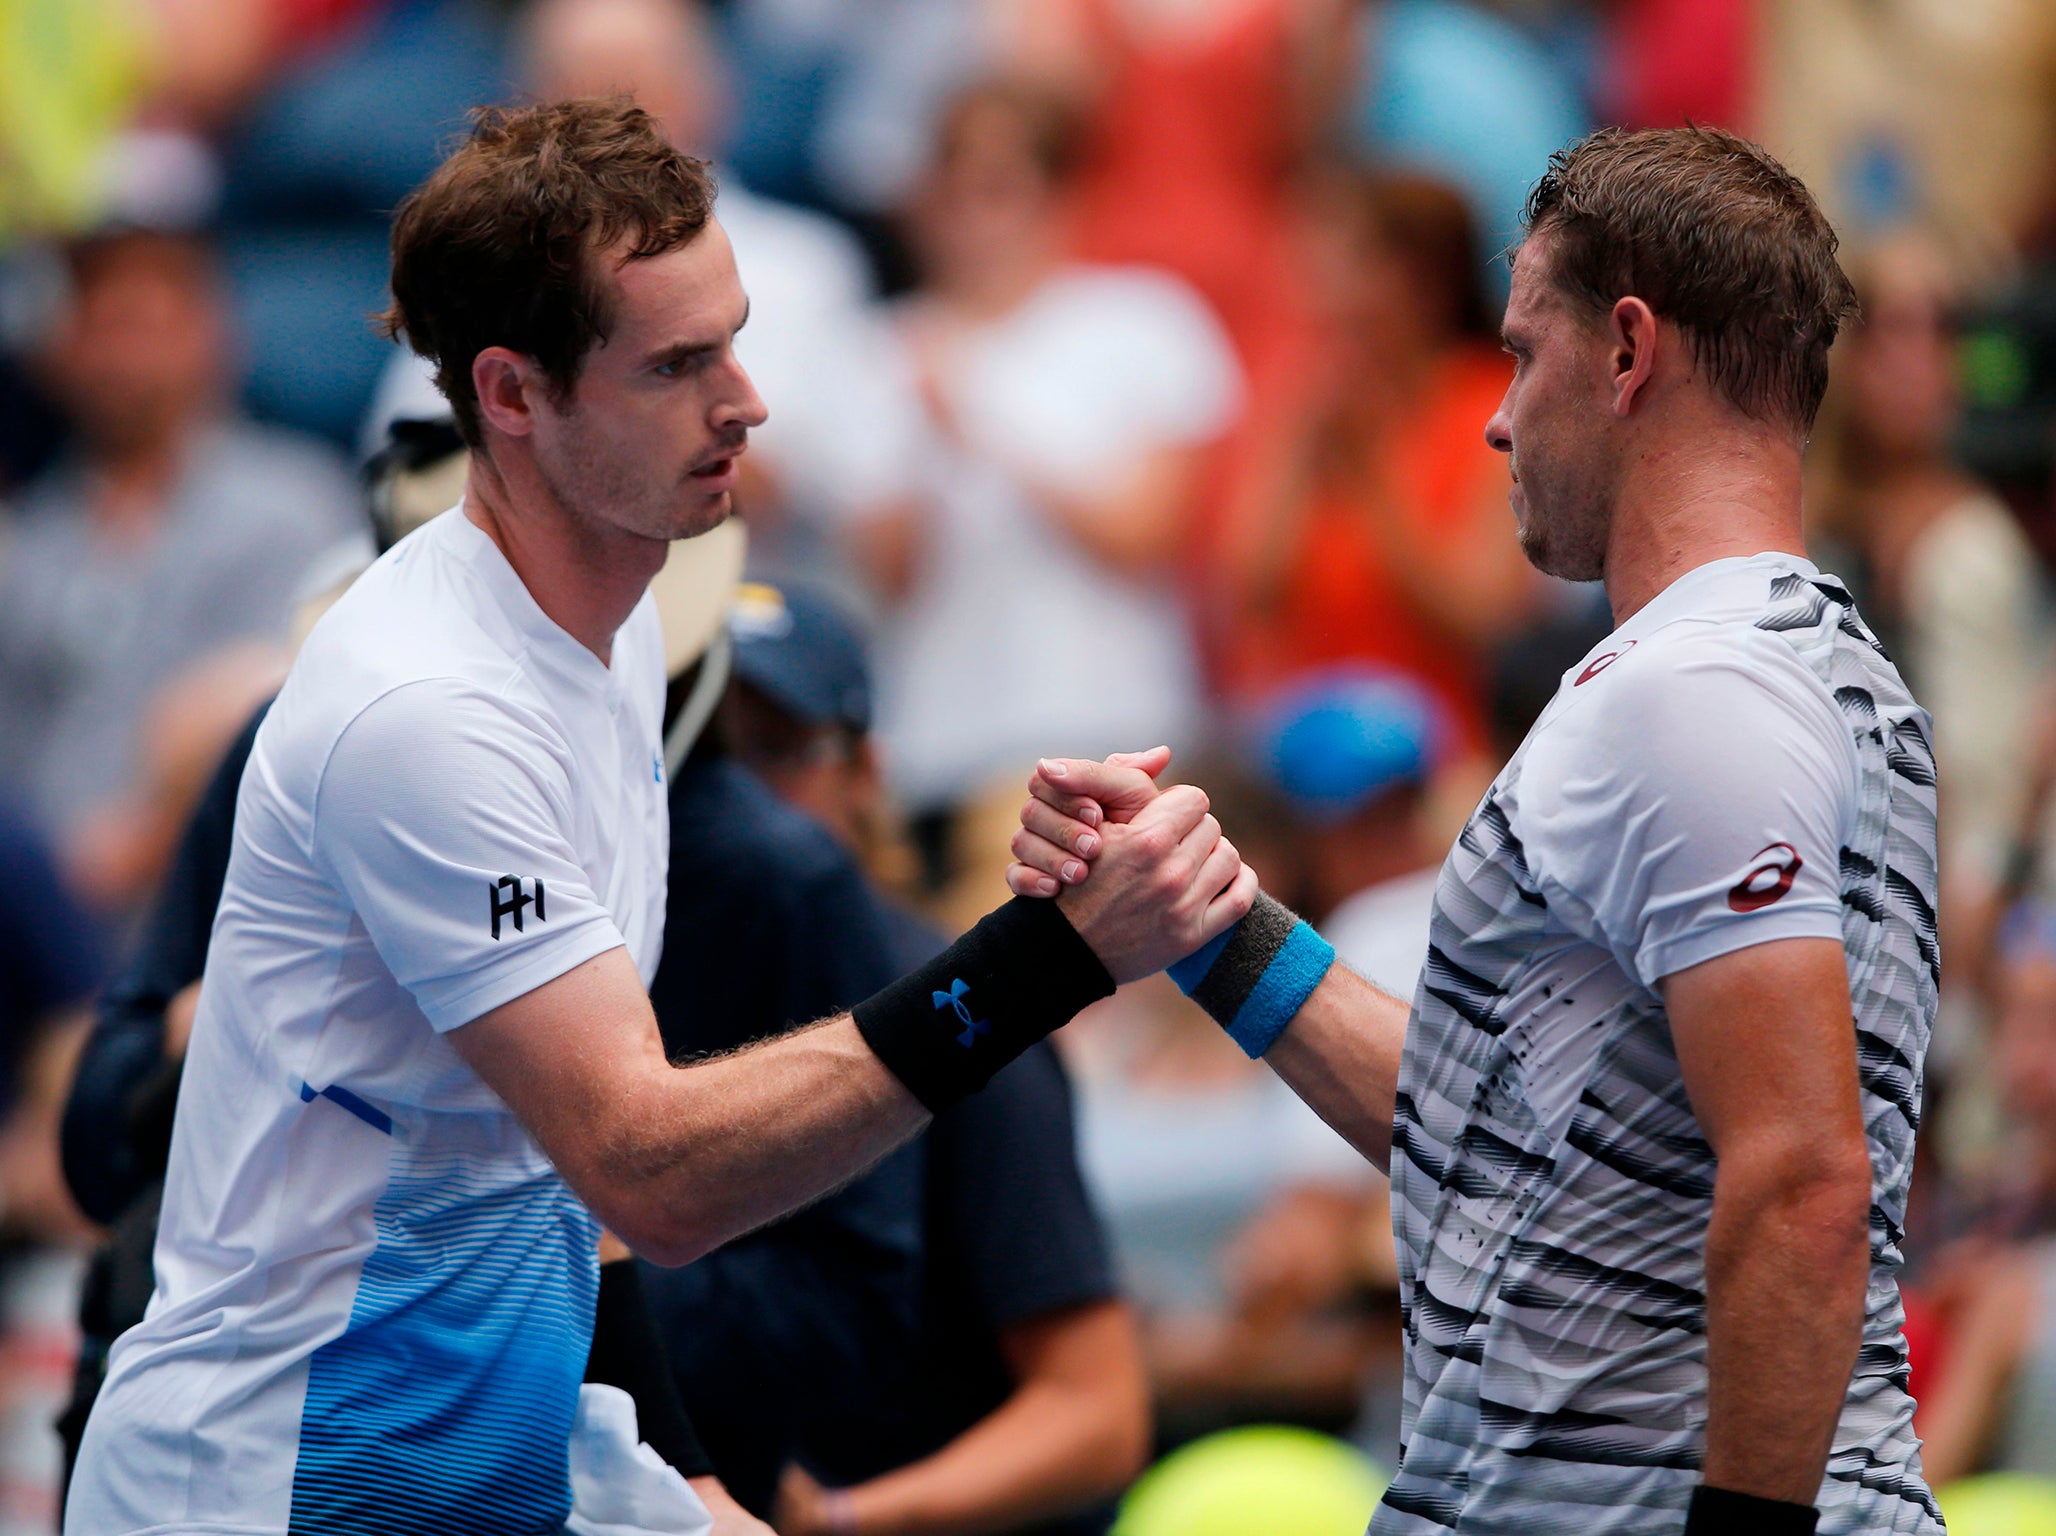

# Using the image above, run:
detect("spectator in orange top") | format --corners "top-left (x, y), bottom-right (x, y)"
top-left (1218, 169), bottom-right (1536, 754)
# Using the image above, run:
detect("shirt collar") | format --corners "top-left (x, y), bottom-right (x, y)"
top-left (439, 503), bottom-right (621, 689)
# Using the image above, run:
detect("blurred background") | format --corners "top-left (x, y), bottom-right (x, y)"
top-left (6, 0), bottom-right (2056, 1532)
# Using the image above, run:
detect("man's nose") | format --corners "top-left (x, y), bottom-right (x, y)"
top-left (1484, 403), bottom-right (1513, 456)
top-left (719, 362), bottom-right (770, 432)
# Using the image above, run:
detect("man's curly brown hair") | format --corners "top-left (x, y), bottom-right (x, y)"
top-left (381, 98), bottom-right (716, 445)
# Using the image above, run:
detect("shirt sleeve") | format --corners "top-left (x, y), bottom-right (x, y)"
top-left (312, 678), bottom-right (628, 1032)
top-left (1518, 627), bottom-right (1856, 990)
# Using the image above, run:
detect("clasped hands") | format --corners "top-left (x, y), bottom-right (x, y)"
top-left (1005, 746), bottom-right (1254, 984)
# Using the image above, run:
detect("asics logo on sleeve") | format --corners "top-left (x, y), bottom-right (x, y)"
top-left (1574, 640), bottom-right (1637, 686)
top-left (932, 977), bottom-right (991, 1048)
top-left (488, 875), bottom-right (547, 939)
top-left (1727, 843), bottom-right (1803, 912)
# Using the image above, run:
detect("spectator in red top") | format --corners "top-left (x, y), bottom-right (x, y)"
top-left (1218, 169), bottom-right (1536, 754)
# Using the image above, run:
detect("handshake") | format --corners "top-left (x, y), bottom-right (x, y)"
top-left (998, 746), bottom-right (1257, 985)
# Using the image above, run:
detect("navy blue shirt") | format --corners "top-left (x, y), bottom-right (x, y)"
top-left (0, 791), bottom-right (102, 1119)
top-left (60, 706), bottom-right (263, 1224)
top-left (646, 752), bottom-right (1117, 1533)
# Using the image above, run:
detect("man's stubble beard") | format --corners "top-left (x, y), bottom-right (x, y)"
top-left (535, 425), bottom-right (730, 545)
top-left (1513, 438), bottom-right (1612, 585)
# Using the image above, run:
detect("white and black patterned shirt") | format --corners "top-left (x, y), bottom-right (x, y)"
top-left (1377, 553), bottom-right (1942, 1536)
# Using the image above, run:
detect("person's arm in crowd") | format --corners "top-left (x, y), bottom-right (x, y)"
top-left (777, 1307), bottom-right (1151, 1536)
top-left (0, 1005), bottom-right (96, 1242)
top-left (1664, 937), bottom-right (1874, 1507)
top-left (777, 1301), bottom-right (1148, 1536)
top-left (773, 1039), bottom-right (1147, 1536)
top-left (898, 305), bottom-right (1203, 580)
top-left (1345, 454), bottom-right (1535, 650)
top-left (843, 497), bottom-right (932, 605)
top-left (1908, 1246), bottom-right (2041, 1487)
top-left (1017, 445), bottom-right (1201, 578)
top-left (1218, 392), bottom-right (1328, 614)
top-left (0, 794), bottom-right (106, 1238)
top-left (1005, 753), bottom-right (1410, 1169)
top-left (59, 702), bottom-right (266, 1224)
top-left (448, 783), bottom-right (1252, 1266)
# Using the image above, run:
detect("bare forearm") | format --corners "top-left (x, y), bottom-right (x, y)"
top-left (1263, 964), bottom-right (1408, 1172)
top-left (1701, 1164), bottom-right (1870, 1501)
top-left (609, 1018), bottom-right (928, 1264)
top-left (844, 1322), bottom-right (1148, 1535)
top-left (1026, 450), bottom-right (1192, 577)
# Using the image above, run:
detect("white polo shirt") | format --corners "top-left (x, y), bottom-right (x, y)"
top-left (67, 507), bottom-right (671, 1536)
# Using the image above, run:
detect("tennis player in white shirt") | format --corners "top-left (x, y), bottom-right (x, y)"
top-left (66, 99), bottom-right (1253, 1536)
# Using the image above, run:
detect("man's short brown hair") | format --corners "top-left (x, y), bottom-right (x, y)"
top-left (381, 98), bottom-right (715, 445)
top-left (1521, 125), bottom-right (1858, 434)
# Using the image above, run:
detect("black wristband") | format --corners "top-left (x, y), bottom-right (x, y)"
top-left (584, 1258), bottom-right (715, 1480)
top-left (1683, 1486), bottom-right (1818, 1536)
top-left (853, 896), bottom-right (1115, 1112)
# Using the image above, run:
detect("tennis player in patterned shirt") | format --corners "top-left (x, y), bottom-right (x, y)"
top-left (1010, 126), bottom-right (1943, 1536)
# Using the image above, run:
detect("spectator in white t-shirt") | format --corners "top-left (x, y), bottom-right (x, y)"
top-left (852, 80), bottom-right (1241, 852)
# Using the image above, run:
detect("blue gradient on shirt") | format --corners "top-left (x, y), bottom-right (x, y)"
top-left (287, 1145), bottom-right (599, 1535)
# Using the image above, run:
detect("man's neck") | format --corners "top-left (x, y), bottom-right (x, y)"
top-left (462, 451), bottom-right (665, 667)
top-left (1602, 425), bottom-right (1809, 625)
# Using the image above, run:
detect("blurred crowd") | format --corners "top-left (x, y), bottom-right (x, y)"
top-left (6, 0), bottom-right (2056, 1531)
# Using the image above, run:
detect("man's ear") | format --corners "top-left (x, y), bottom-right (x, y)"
top-left (1608, 296), bottom-right (1661, 418)
top-left (472, 346), bottom-right (540, 439)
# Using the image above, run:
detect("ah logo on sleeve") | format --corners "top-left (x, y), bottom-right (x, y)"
top-left (489, 875), bottom-right (547, 939)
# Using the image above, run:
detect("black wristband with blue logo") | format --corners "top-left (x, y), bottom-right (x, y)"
top-left (853, 896), bottom-right (1115, 1112)
top-left (1168, 891), bottom-right (1335, 1058)
top-left (1682, 1487), bottom-right (1817, 1536)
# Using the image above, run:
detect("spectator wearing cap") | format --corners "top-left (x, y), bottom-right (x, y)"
top-left (1256, 666), bottom-right (1448, 999)
top-left (645, 576), bottom-right (1150, 1536)
top-left (0, 228), bottom-right (358, 902)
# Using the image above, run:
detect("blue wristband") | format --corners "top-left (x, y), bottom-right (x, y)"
top-left (1168, 893), bottom-right (1335, 1059)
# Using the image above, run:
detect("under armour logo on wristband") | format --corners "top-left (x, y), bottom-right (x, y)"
top-left (932, 977), bottom-right (991, 1048)
top-left (488, 875), bottom-right (547, 939)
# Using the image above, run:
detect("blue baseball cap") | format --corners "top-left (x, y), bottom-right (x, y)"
top-left (726, 580), bottom-right (873, 732)
top-left (1253, 667), bottom-right (1445, 823)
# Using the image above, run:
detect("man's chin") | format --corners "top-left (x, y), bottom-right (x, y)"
top-left (671, 491), bottom-right (734, 541)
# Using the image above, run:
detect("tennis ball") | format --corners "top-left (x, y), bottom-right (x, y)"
top-left (1113, 1425), bottom-right (1388, 1536)
top-left (1936, 1472), bottom-right (2056, 1535)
